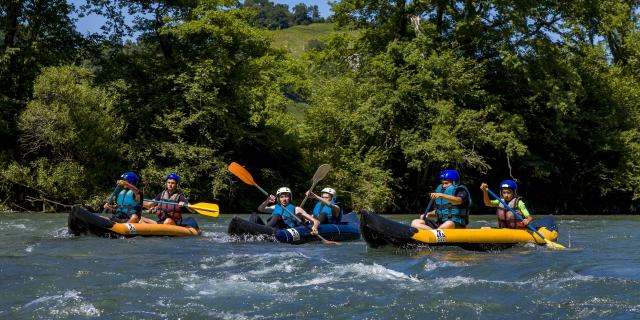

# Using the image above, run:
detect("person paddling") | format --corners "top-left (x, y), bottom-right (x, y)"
top-left (305, 187), bottom-right (341, 224)
top-left (411, 169), bottom-right (471, 230)
top-left (480, 180), bottom-right (533, 229)
top-left (142, 173), bottom-right (192, 225)
top-left (257, 187), bottom-right (320, 235)
top-left (103, 172), bottom-right (143, 223)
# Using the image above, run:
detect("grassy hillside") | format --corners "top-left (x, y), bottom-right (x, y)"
top-left (270, 23), bottom-right (337, 58)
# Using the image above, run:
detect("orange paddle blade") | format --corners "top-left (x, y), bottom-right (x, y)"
top-left (228, 162), bottom-right (257, 186)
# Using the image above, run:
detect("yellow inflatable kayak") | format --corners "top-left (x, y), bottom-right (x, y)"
top-left (68, 205), bottom-right (201, 237)
top-left (360, 211), bottom-right (559, 251)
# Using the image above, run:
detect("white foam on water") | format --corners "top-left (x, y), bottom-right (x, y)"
top-left (208, 310), bottom-right (266, 320)
top-left (121, 270), bottom-right (202, 290)
top-left (423, 259), bottom-right (469, 271)
top-left (25, 244), bottom-right (36, 253)
top-left (0, 221), bottom-right (28, 230)
top-left (334, 263), bottom-right (420, 283)
top-left (203, 251), bottom-right (307, 268)
top-left (120, 278), bottom-right (159, 289)
top-left (247, 263), bottom-right (296, 275)
top-left (52, 227), bottom-right (73, 238)
top-left (23, 290), bottom-right (101, 317)
top-left (431, 276), bottom-right (519, 289)
top-left (196, 277), bottom-right (283, 296)
top-left (527, 270), bottom-right (596, 289)
top-left (201, 231), bottom-right (238, 243)
top-left (221, 232), bottom-right (276, 243)
top-left (283, 275), bottom-right (335, 288)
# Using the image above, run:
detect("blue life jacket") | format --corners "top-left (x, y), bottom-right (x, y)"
top-left (434, 184), bottom-right (471, 226)
top-left (313, 200), bottom-right (340, 224)
top-left (271, 203), bottom-right (299, 228)
top-left (114, 189), bottom-right (140, 220)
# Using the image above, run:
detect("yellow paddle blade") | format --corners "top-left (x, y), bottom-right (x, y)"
top-left (228, 162), bottom-right (257, 186)
top-left (544, 239), bottom-right (567, 250)
top-left (189, 203), bottom-right (219, 217)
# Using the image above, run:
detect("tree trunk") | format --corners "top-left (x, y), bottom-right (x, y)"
top-left (2, 0), bottom-right (22, 50)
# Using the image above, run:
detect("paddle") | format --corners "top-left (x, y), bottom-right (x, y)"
top-left (487, 188), bottom-right (566, 250)
top-left (298, 164), bottom-right (331, 208)
top-left (144, 199), bottom-right (219, 217)
top-left (102, 185), bottom-right (121, 214)
top-left (422, 198), bottom-right (434, 218)
top-left (227, 162), bottom-right (338, 245)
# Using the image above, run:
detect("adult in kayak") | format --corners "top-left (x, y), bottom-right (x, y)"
top-left (480, 180), bottom-right (533, 229)
top-left (257, 187), bottom-right (320, 235)
top-left (305, 187), bottom-right (341, 224)
top-left (410, 169), bottom-right (471, 230)
top-left (103, 172), bottom-right (143, 223)
top-left (142, 173), bottom-right (192, 225)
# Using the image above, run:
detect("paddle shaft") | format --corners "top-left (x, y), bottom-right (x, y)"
top-left (299, 164), bottom-right (331, 208)
top-left (487, 189), bottom-right (547, 240)
top-left (298, 180), bottom-right (318, 208)
top-left (422, 198), bottom-right (434, 217)
top-left (145, 199), bottom-right (189, 207)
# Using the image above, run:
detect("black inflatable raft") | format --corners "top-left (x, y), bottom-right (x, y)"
top-left (360, 210), bottom-right (560, 251)
top-left (228, 211), bottom-right (361, 244)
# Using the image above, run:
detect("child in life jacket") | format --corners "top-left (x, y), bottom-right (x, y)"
top-left (480, 180), bottom-right (533, 229)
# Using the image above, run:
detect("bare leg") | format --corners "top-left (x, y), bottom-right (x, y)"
top-left (437, 220), bottom-right (457, 230)
top-left (411, 218), bottom-right (433, 230)
top-left (163, 218), bottom-right (177, 225)
top-left (139, 216), bottom-right (157, 224)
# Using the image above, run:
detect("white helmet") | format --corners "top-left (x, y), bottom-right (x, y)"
top-left (276, 187), bottom-right (292, 199)
top-left (321, 187), bottom-right (336, 199)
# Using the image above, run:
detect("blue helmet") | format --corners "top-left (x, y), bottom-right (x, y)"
top-left (438, 169), bottom-right (460, 184)
top-left (166, 173), bottom-right (180, 184)
top-left (120, 172), bottom-right (138, 186)
top-left (500, 179), bottom-right (517, 192)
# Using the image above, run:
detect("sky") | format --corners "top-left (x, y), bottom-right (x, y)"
top-left (72, 0), bottom-right (333, 35)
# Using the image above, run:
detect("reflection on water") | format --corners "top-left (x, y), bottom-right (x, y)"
top-left (0, 213), bottom-right (638, 319)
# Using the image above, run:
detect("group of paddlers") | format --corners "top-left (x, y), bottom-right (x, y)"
top-left (102, 172), bottom-right (192, 225)
top-left (410, 169), bottom-right (533, 231)
top-left (102, 168), bottom-right (533, 233)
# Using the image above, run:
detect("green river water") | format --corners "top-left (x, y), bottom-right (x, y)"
top-left (1, 213), bottom-right (639, 319)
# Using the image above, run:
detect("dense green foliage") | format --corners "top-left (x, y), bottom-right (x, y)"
top-left (1, 0), bottom-right (639, 214)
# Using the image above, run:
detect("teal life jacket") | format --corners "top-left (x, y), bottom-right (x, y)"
top-left (434, 184), bottom-right (471, 226)
top-left (271, 203), bottom-right (298, 228)
top-left (114, 189), bottom-right (141, 220)
top-left (313, 199), bottom-right (340, 223)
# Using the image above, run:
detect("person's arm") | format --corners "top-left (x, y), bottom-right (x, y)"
top-left (178, 194), bottom-right (195, 213)
top-left (480, 183), bottom-right (493, 206)
top-left (118, 180), bottom-right (140, 195)
top-left (421, 210), bottom-right (436, 219)
top-left (126, 214), bottom-right (141, 223)
top-left (258, 195), bottom-right (276, 213)
top-left (307, 191), bottom-right (340, 216)
top-left (430, 192), bottom-right (462, 204)
top-left (517, 201), bottom-right (533, 226)
top-left (296, 207), bottom-right (320, 235)
top-left (143, 192), bottom-right (162, 209)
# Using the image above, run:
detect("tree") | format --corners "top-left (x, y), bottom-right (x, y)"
top-left (1, 65), bottom-right (124, 204)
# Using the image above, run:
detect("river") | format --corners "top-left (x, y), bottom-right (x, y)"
top-left (1, 213), bottom-right (639, 319)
